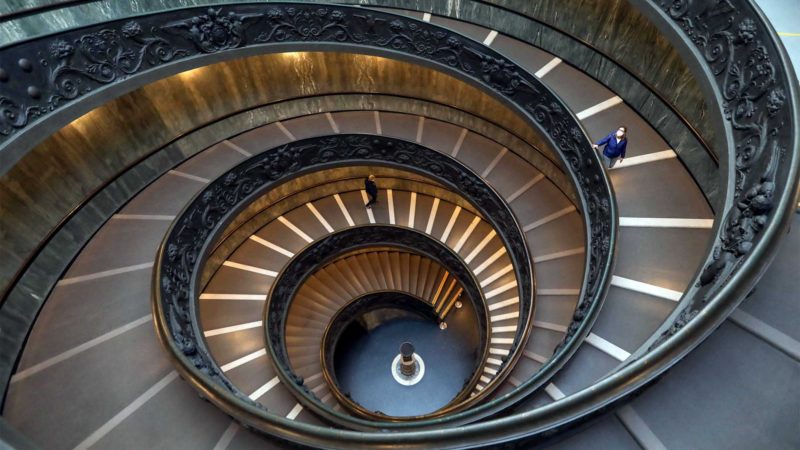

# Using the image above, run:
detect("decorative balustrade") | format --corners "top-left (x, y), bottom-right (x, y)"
top-left (153, 133), bottom-right (551, 430)
top-left (0, 9), bottom-right (615, 425)
top-left (41, 3), bottom-right (800, 448)
top-left (267, 235), bottom-right (486, 422)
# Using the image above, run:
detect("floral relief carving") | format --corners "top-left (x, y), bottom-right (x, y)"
top-left (1, 4), bottom-right (615, 414)
top-left (256, 7), bottom-right (360, 42)
top-left (157, 135), bottom-right (538, 415)
top-left (0, 4), bottom-right (559, 141)
top-left (0, 97), bottom-right (44, 136)
top-left (45, 24), bottom-right (188, 106)
top-left (2, 19), bottom-right (186, 135)
top-left (650, 0), bottom-right (793, 347)
top-left (163, 8), bottom-right (261, 53)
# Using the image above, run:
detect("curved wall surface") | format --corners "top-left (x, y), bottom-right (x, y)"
top-left (0, 1), bottom-right (797, 449)
top-left (0, 50), bottom-right (568, 298)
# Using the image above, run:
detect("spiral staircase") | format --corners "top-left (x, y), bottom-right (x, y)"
top-left (0, 1), bottom-right (797, 449)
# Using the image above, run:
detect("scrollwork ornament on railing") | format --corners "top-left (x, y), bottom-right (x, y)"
top-left (163, 8), bottom-right (261, 53)
top-left (0, 21), bottom-right (188, 137)
top-left (0, 1), bottom-right (612, 427)
top-left (3, 5), bottom-right (580, 145)
top-left (47, 23), bottom-right (188, 107)
top-left (265, 226), bottom-right (488, 407)
top-left (257, 7), bottom-right (362, 43)
top-left (528, 100), bottom-right (612, 348)
top-left (39, 3), bottom-right (605, 422)
top-left (0, 97), bottom-right (43, 136)
top-left (650, 0), bottom-right (794, 347)
top-left (155, 134), bottom-right (536, 422)
top-left (3, 7), bottom-right (611, 361)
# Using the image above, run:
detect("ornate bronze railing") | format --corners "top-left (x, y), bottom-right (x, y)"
top-left (3, 3), bottom-right (621, 446)
top-left (119, 3), bottom-right (616, 431)
top-left (1, 7), bottom-right (616, 420)
top-left (153, 133), bottom-right (552, 430)
top-left (266, 234), bottom-right (486, 422)
top-left (143, 2), bottom-right (795, 445)
top-left (0, 9), bottom-right (615, 421)
top-left (199, 177), bottom-right (474, 291)
top-left (630, 0), bottom-right (800, 352)
top-left (0, 0), bottom-right (793, 447)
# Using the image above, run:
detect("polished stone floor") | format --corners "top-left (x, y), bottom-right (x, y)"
top-left (334, 315), bottom-right (478, 417)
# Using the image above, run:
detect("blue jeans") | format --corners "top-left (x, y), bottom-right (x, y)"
top-left (603, 154), bottom-right (619, 169)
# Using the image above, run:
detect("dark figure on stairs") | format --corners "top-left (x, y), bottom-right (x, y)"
top-left (365, 174), bottom-right (378, 208)
top-left (593, 126), bottom-right (628, 169)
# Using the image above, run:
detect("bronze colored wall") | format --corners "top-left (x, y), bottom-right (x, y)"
top-left (0, 51), bottom-right (562, 298)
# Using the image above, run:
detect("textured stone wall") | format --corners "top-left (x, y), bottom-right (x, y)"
top-left (0, 1), bottom-right (722, 204)
top-left (486, 0), bottom-right (717, 149)
top-left (0, 0), bottom-right (719, 154)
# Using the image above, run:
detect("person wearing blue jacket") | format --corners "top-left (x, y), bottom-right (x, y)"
top-left (593, 126), bottom-right (628, 169)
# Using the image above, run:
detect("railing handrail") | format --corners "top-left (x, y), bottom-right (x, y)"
top-left (319, 289), bottom-right (452, 419)
top-left (0, 0), bottom-right (92, 21)
top-left (0, 94), bottom-right (539, 311)
top-left (131, 3), bottom-right (615, 432)
top-left (1, 3), bottom-right (615, 445)
top-left (470, 0), bottom-right (719, 165)
top-left (267, 230), bottom-right (488, 423)
top-left (0, 0), bottom-right (795, 448)
top-left (199, 175), bottom-right (477, 289)
top-left (154, 132), bottom-right (553, 431)
top-left (151, 2), bottom-right (797, 446)
top-left (0, 0), bottom-right (718, 176)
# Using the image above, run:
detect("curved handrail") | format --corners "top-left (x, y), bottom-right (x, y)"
top-left (130, 3), bottom-right (615, 431)
top-left (151, 2), bottom-right (796, 447)
top-left (0, 0), bottom-right (718, 173)
top-left (199, 176), bottom-right (477, 289)
top-left (627, 0), bottom-right (800, 351)
top-left (1, 2), bottom-right (613, 445)
top-left (470, 0), bottom-right (719, 164)
top-left (0, 1), bottom-right (89, 21)
top-left (0, 93), bottom-right (553, 311)
top-left (266, 230), bottom-right (486, 423)
top-left (2, 9), bottom-right (616, 421)
top-left (0, 9), bottom-right (614, 406)
top-left (154, 133), bottom-right (556, 431)
top-left (0, 0), bottom-right (794, 448)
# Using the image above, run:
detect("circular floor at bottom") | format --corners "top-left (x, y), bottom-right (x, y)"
top-left (334, 316), bottom-right (478, 417)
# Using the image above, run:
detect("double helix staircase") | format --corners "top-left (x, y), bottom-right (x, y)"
top-left (0, 1), bottom-right (797, 449)
top-left (285, 250), bottom-right (468, 400)
top-left (196, 158), bottom-right (536, 420)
